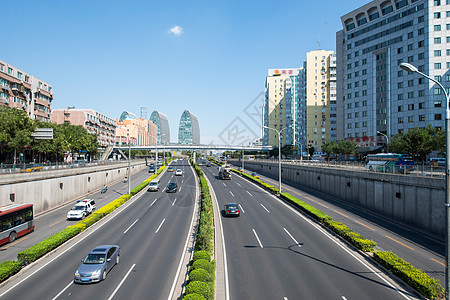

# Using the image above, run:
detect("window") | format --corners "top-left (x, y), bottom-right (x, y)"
top-left (354, 61), bottom-right (359, 67)
top-left (355, 81), bottom-right (360, 87)
top-left (397, 47), bottom-right (403, 54)
top-left (362, 90), bottom-right (367, 96)
top-left (418, 16), bottom-right (424, 23)
top-left (435, 50), bottom-right (442, 56)
top-left (362, 79), bottom-right (367, 86)
top-left (398, 70), bottom-right (403, 77)
top-left (435, 25), bottom-right (442, 31)
top-left (408, 104), bottom-right (414, 110)
top-left (447, 37), bottom-right (450, 43)
top-left (419, 115), bottom-right (425, 121)
top-left (362, 69), bottom-right (367, 75)
top-left (408, 116), bottom-right (414, 122)
top-left (362, 58), bottom-right (367, 65)
top-left (408, 80), bottom-right (414, 87)
top-left (434, 12), bottom-right (441, 19)
top-left (435, 114), bottom-right (442, 120)
top-left (418, 28), bottom-right (424, 35)
top-left (418, 40), bottom-right (424, 47)
top-left (448, 24), bottom-right (450, 30)
top-left (398, 105), bottom-right (403, 112)
top-left (435, 75), bottom-right (442, 82)
top-left (398, 94), bottom-right (404, 100)
top-left (354, 51), bottom-right (359, 57)
top-left (408, 44), bottom-right (413, 50)
top-left (434, 88), bottom-right (442, 95)
top-left (434, 0), bottom-right (441, 5)
top-left (419, 90), bottom-right (425, 97)
top-left (398, 82), bottom-right (403, 88)
top-left (435, 37), bottom-right (442, 44)
top-left (362, 111), bottom-right (368, 117)
top-left (408, 56), bottom-right (414, 62)
top-left (407, 32), bottom-right (414, 39)
top-left (355, 71), bottom-right (359, 77)
top-left (408, 92), bottom-right (414, 99)
top-left (347, 63), bottom-right (352, 69)
top-left (418, 52), bottom-right (425, 59)
top-left (398, 117), bottom-right (404, 123)
top-left (435, 63), bottom-right (442, 69)
top-left (347, 83), bottom-right (352, 89)
top-left (362, 100), bottom-right (367, 106)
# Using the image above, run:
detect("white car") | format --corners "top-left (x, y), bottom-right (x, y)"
top-left (175, 169), bottom-right (183, 176)
top-left (67, 202), bottom-right (93, 220)
top-left (77, 199), bottom-right (96, 210)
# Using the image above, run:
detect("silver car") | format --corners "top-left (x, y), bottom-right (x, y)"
top-left (74, 245), bottom-right (120, 283)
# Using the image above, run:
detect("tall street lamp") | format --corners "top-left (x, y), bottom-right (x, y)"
top-left (376, 131), bottom-right (389, 152)
top-left (263, 125), bottom-right (291, 194)
top-left (127, 129), bottom-right (131, 195)
top-left (400, 62), bottom-right (450, 299)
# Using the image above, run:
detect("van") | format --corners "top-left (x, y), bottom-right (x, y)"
top-left (147, 179), bottom-right (160, 192)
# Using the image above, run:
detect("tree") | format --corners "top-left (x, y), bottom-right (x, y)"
top-left (281, 144), bottom-right (295, 158)
top-left (335, 140), bottom-right (358, 156)
top-left (321, 141), bottom-right (337, 159)
top-left (269, 146), bottom-right (279, 158)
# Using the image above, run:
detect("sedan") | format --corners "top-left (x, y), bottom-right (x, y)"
top-left (224, 203), bottom-right (240, 217)
top-left (166, 182), bottom-right (178, 193)
top-left (175, 169), bottom-right (183, 176)
top-left (167, 166), bottom-right (174, 172)
top-left (74, 245), bottom-right (120, 283)
top-left (251, 172), bottom-right (260, 179)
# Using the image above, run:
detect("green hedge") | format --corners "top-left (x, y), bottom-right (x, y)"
top-left (373, 251), bottom-right (444, 299)
top-left (0, 261), bottom-right (21, 281)
top-left (185, 281), bottom-right (213, 300)
top-left (323, 219), bottom-right (376, 252)
top-left (193, 250), bottom-right (211, 262)
top-left (191, 259), bottom-right (215, 274)
top-left (183, 294), bottom-right (206, 300)
top-left (280, 193), bottom-right (332, 223)
top-left (17, 225), bottom-right (82, 263)
top-left (189, 268), bottom-right (214, 282)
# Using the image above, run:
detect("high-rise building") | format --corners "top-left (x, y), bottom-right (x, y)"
top-left (263, 68), bottom-right (302, 148)
top-left (305, 50), bottom-right (336, 152)
top-left (178, 110), bottom-right (200, 145)
top-left (0, 59), bottom-right (53, 122)
top-left (51, 107), bottom-right (116, 149)
top-left (336, 0), bottom-right (447, 150)
top-left (116, 111), bottom-right (157, 146)
top-left (150, 111), bottom-right (170, 145)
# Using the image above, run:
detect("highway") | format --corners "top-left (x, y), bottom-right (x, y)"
top-left (0, 159), bottom-right (197, 300)
top-left (201, 163), bottom-right (418, 300)
top-left (229, 161), bottom-right (446, 285)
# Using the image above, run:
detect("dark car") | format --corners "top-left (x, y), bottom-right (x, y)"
top-left (166, 182), bottom-right (178, 193)
top-left (224, 203), bottom-right (240, 217)
top-left (74, 245), bottom-right (120, 283)
top-left (149, 167), bottom-right (156, 173)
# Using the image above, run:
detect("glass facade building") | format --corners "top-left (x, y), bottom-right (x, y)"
top-left (178, 110), bottom-right (200, 145)
top-left (150, 110), bottom-right (170, 145)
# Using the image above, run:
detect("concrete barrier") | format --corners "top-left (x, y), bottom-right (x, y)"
top-left (230, 160), bottom-right (445, 237)
top-left (0, 160), bottom-right (147, 214)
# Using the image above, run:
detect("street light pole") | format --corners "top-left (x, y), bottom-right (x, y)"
top-left (263, 125), bottom-right (291, 194)
top-left (400, 62), bottom-right (450, 299)
top-left (376, 131), bottom-right (389, 152)
top-left (127, 130), bottom-right (131, 195)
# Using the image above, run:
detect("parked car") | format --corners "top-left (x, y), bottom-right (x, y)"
top-left (224, 203), bottom-right (240, 217)
top-left (175, 169), bottom-right (183, 176)
top-left (74, 245), bottom-right (120, 283)
top-left (67, 201), bottom-right (93, 220)
top-left (166, 182), bottom-right (178, 193)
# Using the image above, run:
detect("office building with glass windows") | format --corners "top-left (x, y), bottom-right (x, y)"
top-left (336, 0), bottom-right (448, 150)
top-left (178, 110), bottom-right (200, 144)
top-left (150, 110), bottom-right (170, 145)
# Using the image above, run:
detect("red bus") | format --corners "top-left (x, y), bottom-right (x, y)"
top-left (0, 203), bottom-right (34, 246)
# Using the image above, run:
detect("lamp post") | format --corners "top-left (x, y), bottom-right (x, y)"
top-left (127, 129), bottom-right (131, 195)
top-left (376, 131), bottom-right (389, 152)
top-left (400, 62), bottom-right (450, 299)
top-left (263, 125), bottom-right (291, 194)
top-left (242, 136), bottom-right (249, 172)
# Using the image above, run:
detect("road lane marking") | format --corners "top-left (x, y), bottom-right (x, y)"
top-left (304, 196), bottom-right (329, 208)
top-left (51, 281), bottom-right (72, 300)
top-left (155, 219), bottom-right (166, 233)
top-left (49, 218), bottom-right (65, 227)
top-left (284, 228), bottom-right (301, 248)
top-left (236, 182), bottom-right (241, 187)
top-left (150, 198), bottom-right (158, 206)
top-left (385, 235), bottom-right (415, 251)
top-left (353, 220), bottom-right (376, 231)
top-left (342, 297), bottom-right (348, 300)
top-left (179, 186), bottom-right (182, 192)
top-left (108, 263), bottom-right (136, 300)
top-left (230, 191), bottom-right (234, 197)
top-left (0, 235), bottom-right (30, 250)
top-left (223, 183), bottom-right (227, 187)
top-left (430, 258), bottom-right (445, 266)
top-left (332, 210), bottom-right (376, 231)
top-left (172, 198), bottom-right (177, 206)
top-left (260, 204), bottom-right (270, 213)
top-left (252, 229), bottom-right (263, 248)
top-left (123, 219), bottom-right (139, 234)
top-left (238, 204), bottom-right (245, 213)
top-left (247, 191), bottom-right (252, 196)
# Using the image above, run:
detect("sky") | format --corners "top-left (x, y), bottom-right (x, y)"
top-left (1, 0), bottom-right (369, 145)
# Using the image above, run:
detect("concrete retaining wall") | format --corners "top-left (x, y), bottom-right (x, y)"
top-left (0, 161), bottom-right (147, 214)
top-left (231, 160), bottom-right (445, 237)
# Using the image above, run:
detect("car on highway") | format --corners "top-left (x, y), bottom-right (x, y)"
top-left (19, 163), bottom-right (43, 173)
top-left (224, 203), bottom-right (240, 217)
top-left (166, 182), bottom-right (178, 193)
top-left (74, 245), bottom-right (120, 283)
top-left (167, 166), bottom-right (174, 172)
top-left (147, 179), bottom-right (160, 192)
top-left (67, 201), bottom-right (93, 220)
top-left (77, 199), bottom-right (96, 210)
top-left (149, 166), bottom-right (156, 173)
top-left (238, 167), bottom-right (243, 172)
top-left (206, 162), bottom-right (211, 167)
top-left (175, 169), bottom-right (183, 176)
top-left (251, 172), bottom-right (260, 179)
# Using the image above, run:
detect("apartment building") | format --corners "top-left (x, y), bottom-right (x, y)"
top-left (0, 59), bottom-right (53, 122)
top-left (116, 111), bottom-right (157, 146)
top-left (51, 107), bottom-right (116, 149)
top-left (336, 0), bottom-right (448, 149)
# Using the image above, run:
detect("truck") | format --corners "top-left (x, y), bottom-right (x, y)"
top-left (218, 164), bottom-right (232, 180)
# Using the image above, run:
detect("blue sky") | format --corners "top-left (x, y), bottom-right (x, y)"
top-left (1, 0), bottom-right (368, 145)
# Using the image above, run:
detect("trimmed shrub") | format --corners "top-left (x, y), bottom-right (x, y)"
top-left (280, 193), bottom-right (331, 223)
top-left (185, 281), bottom-right (213, 300)
top-left (373, 251), bottom-right (444, 299)
top-left (183, 294), bottom-right (206, 300)
top-left (193, 250), bottom-right (211, 262)
top-left (17, 226), bottom-right (82, 263)
top-left (0, 260), bottom-right (21, 282)
top-left (191, 259), bottom-right (215, 274)
top-left (189, 268), bottom-right (213, 282)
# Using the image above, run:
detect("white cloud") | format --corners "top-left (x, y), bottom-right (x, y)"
top-left (169, 25), bottom-right (183, 36)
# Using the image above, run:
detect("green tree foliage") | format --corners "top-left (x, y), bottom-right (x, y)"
top-left (321, 141), bottom-right (337, 158)
top-left (389, 125), bottom-right (444, 162)
top-left (281, 144), bottom-right (296, 158)
top-left (335, 140), bottom-right (358, 156)
top-left (0, 106), bottom-right (35, 152)
top-left (269, 146), bottom-right (279, 158)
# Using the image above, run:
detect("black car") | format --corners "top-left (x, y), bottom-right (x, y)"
top-left (224, 203), bottom-right (240, 217)
top-left (166, 182), bottom-right (177, 193)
